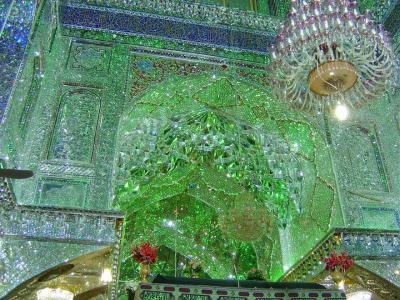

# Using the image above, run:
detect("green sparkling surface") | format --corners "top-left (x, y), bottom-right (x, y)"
top-left (1, 2), bottom-right (399, 296)
top-left (115, 70), bottom-right (339, 281)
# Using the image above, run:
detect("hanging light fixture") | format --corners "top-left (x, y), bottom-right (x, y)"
top-left (270, 0), bottom-right (396, 112)
top-left (334, 102), bottom-right (349, 120)
top-left (101, 268), bottom-right (113, 283)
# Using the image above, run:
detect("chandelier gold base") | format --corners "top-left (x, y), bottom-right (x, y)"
top-left (308, 61), bottom-right (358, 97)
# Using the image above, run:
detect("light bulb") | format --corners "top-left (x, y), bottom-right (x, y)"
top-left (334, 103), bottom-right (349, 120)
top-left (338, 279), bottom-right (345, 290)
top-left (101, 268), bottom-right (112, 283)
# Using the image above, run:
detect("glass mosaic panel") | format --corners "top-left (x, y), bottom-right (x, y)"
top-left (0, 177), bottom-right (122, 298)
top-left (18, 56), bottom-right (43, 139)
top-left (0, 239), bottom-right (100, 297)
top-left (35, 177), bottom-right (89, 207)
top-left (361, 206), bottom-right (400, 229)
top-left (67, 41), bottom-right (112, 74)
top-left (357, 260), bottom-right (400, 288)
top-left (341, 231), bottom-right (400, 258)
top-left (282, 229), bottom-right (400, 282)
top-left (331, 124), bottom-right (388, 192)
top-left (0, 207), bottom-right (120, 244)
top-left (48, 86), bottom-right (101, 163)
top-left (113, 51), bottom-right (339, 282)
top-left (0, 176), bottom-right (14, 206)
top-left (1, 1), bottom-right (399, 296)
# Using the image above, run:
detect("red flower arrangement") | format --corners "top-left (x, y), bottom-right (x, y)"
top-left (324, 252), bottom-right (353, 272)
top-left (131, 242), bottom-right (158, 264)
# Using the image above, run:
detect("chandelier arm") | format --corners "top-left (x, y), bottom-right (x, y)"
top-left (351, 88), bottom-right (365, 104)
top-left (356, 80), bottom-right (382, 97)
top-left (365, 48), bottom-right (391, 67)
top-left (358, 62), bottom-right (393, 82)
top-left (285, 81), bottom-right (302, 101)
top-left (299, 95), bottom-right (309, 110)
top-left (292, 87), bottom-right (304, 104)
top-left (373, 53), bottom-right (396, 71)
top-left (351, 48), bottom-right (376, 62)
top-left (356, 47), bottom-right (392, 74)
top-left (369, 63), bottom-right (394, 79)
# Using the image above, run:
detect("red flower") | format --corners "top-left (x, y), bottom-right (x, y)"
top-left (131, 242), bottom-right (158, 264)
top-left (323, 252), bottom-right (353, 272)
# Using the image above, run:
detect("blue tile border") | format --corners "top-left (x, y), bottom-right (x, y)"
top-left (65, 0), bottom-right (281, 32)
top-left (0, 1), bottom-right (35, 122)
top-left (0, 0), bottom-right (13, 31)
top-left (60, 4), bottom-right (273, 55)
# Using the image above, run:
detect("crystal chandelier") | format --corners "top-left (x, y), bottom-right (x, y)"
top-left (270, 0), bottom-right (396, 111)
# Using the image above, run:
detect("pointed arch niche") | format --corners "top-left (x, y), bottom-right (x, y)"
top-left (113, 65), bottom-right (340, 282)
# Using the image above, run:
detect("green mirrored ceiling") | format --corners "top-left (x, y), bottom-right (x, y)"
top-left (115, 71), bottom-right (337, 281)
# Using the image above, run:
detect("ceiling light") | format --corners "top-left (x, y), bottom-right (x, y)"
top-left (334, 103), bottom-right (349, 121)
top-left (101, 268), bottom-right (112, 283)
top-left (337, 280), bottom-right (345, 290)
top-left (37, 288), bottom-right (73, 300)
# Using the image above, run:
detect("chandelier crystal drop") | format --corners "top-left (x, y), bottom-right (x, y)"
top-left (270, 0), bottom-right (396, 111)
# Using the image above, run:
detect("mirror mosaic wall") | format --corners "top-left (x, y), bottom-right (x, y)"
top-left (0, 0), bottom-right (399, 299)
